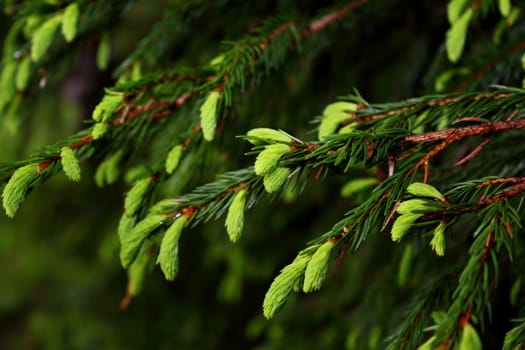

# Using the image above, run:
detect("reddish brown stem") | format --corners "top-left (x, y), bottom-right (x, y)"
top-left (304, 0), bottom-right (368, 37)
top-left (259, 22), bottom-right (294, 50)
top-left (454, 137), bottom-right (491, 166)
top-left (405, 118), bottom-right (525, 143)
top-left (478, 181), bottom-right (525, 207)
top-left (476, 177), bottom-right (525, 187)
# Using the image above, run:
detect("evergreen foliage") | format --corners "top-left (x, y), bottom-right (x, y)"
top-left (2, 0), bottom-right (525, 349)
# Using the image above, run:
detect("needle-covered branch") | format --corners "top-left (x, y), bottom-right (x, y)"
top-left (3, 1), bottom-right (525, 348)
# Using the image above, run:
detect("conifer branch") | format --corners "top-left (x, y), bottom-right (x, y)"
top-left (1, 0), bottom-right (372, 212)
top-left (404, 118), bottom-right (525, 143)
top-left (3, 2), bottom-right (525, 347)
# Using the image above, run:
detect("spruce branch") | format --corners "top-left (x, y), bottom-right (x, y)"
top-left (204, 0), bottom-right (368, 106)
top-left (0, 0), bottom-right (131, 115)
top-left (504, 318), bottom-right (525, 350)
top-left (3, 2), bottom-right (525, 346)
top-left (430, 208), bottom-right (518, 347)
top-left (1, 0), bottom-right (369, 198)
top-left (114, 0), bottom-right (214, 76)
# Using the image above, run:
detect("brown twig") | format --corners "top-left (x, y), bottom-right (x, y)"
top-left (477, 181), bottom-right (525, 207)
top-left (304, 0), bottom-right (368, 37)
top-left (454, 137), bottom-right (491, 166)
top-left (475, 176), bottom-right (525, 187)
top-left (405, 118), bottom-right (525, 143)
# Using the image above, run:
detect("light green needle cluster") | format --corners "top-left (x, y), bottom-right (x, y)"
top-left (406, 182), bottom-right (445, 201)
top-left (128, 246), bottom-right (151, 296)
top-left (124, 178), bottom-right (151, 216)
top-left (92, 122), bottom-right (109, 140)
top-left (2, 164), bottom-right (39, 218)
top-left (97, 33), bottom-right (111, 71)
top-left (459, 323), bottom-right (482, 350)
top-left (246, 128), bottom-right (292, 144)
top-left (318, 101), bottom-right (357, 140)
top-left (15, 57), bottom-right (31, 91)
top-left (430, 222), bottom-right (447, 256)
top-left (120, 214), bottom-right (165, 268)
top-left (60, 146), bottom-right (81, 182)
top-left (391, 213), bottom-right (423, 242)
top-left (303, 241), bottom-right (334, 292)
top-left (499, 0), bottom-right (511, 17)
top-left (32, 15), bottom-right (62, 61)
top-left (263, 167), bottom-right (290, 193)
top-left (446, 7), bottom-right (473, 62)
top-left (61, 3), bottom-right (79, 42)
top-left (263, 255), bottom-right (310, 319)
top-left (165, 145), bottom-right (183, 174)
top-left (392, 183), bottom-right (446, 242)
top-left (92, 94), bottom-right (124, 122)
top-left (225, 189), bottom-right (247, 242)
top-left (340, 178), bottom-right (376, 198)
top-left (157, 217), bottom-right (186, 281)
top-left (200, 91), bottom-right (221, 141)
top-left (396, 199), bottom-right (435, 214)
top-left (254, 143), bottom-right (290, 175)
top-left (94, 150), bottom-right (123, 187)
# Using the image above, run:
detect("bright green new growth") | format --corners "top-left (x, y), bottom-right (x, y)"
top-left (225, 189), bottom-right (247, 242)
top-left (263, 167), bottom-right (290, 193)
top-left (209, 54), bottom-right (224, 68)
top-left (2, 164), bottom-right (39, 218)
top-left (200, 91), bottom-right (221, 141)
top-left (406, 182), bottom-right (445, 201)
top-left (92, 122), bottom-right (109, 139)
top-left (118, 212), bottom-right (136, 242)
top-left (416, 336), bottom-right (436, 350)
top-left (15, 57), bottom-right (31, 91)
top-left (459, 323), bottom-right (482, 350)
top-left (2, 2), bottom-right (524, 346)
top-left (157, 216), bottom-right (186, 281)
top-left (430, 222), bottom-right (446, 256)
top-left (391, 213), bottom-right (423, 242)
top-left (510, 277), bottom-right (521, 306)
top-left (92, 94), bottom-right (124, 122)
top-left (396, 199), bottom-right (435, 215)
top-left (120, 214), bottom-right (165, 268)
top-left (318, 101), bottom-right (357, 140)
top-left (322, 101), bottom-right (357, 116)
top-left (303, 240), bottom-right (334, 293)
top-left (165, 145), bottom-right (183, 174)
top-left (368, 327), bottom-right (382, 349)
top-left (60, 146), bottom-right (81, 182)
top-left (446, 8), bottom-right (473, 62)
top-left (97, 33), bottom-right (111, 70)
top-left (338, 122), bottom-right (358, 134)
top-left (318, 112), bottom-right (350, 140)
top-left (124, 178), bottom-right (151, 216)
top-left (128, 245), bottom-right (151, 296)
top-left (263, 255), bottom-right (310, 319)
top-left (61, 3), bottom-right (79, 42)
top-left (447, 0), bottom-right (470, 23)
top-left (254, 143), bottom-right (290, 176)
top-left (246, 128), bottom-right (292, 145)
top-left (499, 0), bottom-right (512, 17)
top-left (340, 178), bottom-right (376, 197)
top-left (124, 165), bottom-right (150, 184)
top-left (31, 15), bottom-right (62, 62)
top-left (1, 61), bottom-right (16, 98)
top-left (94, 150), bottom-right (123, 187)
